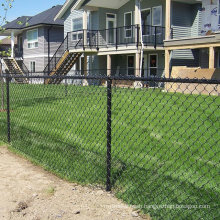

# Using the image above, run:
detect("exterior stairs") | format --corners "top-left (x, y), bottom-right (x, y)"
top-left (45, 51), bottom-right (82, 84)
top-left (2, 58), bottom-right (29, 83)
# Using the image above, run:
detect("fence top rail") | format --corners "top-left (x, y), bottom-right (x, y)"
top-left (1, 74), bottom-right (220, 84)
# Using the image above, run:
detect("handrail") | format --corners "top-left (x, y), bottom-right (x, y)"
top-left (43, 35), bottom-right (68, 75)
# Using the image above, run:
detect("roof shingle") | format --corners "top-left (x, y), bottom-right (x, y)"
top-left (3, 5), bottom-right (64, 30)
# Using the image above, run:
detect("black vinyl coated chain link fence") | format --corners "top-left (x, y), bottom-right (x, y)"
top-left (0, 73), bottom-right (219, 219)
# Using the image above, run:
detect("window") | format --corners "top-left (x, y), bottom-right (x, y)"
top-left (141, 9), bottom-right (151, 35)
top-left (30, 61), bottom-right (36, 73)
top-left (72, 17), bottom-right (83, 41)
top-left (149, 54), bottom-right (158, 76)
top-left (127, 55), bottom-right (134, 76)
top-left (152, 6), bottom-right (162, 26)
top-left (124, 12), bottom-right (132, 38)
top-left (218, 0), bottom-right (220, 25)
top-left (27, 29), bottom-right (38, 49)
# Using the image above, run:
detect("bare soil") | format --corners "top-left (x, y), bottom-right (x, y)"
top-left (0, 146), bottom-right (146, 220)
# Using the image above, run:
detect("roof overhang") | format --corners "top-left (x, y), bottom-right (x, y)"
top-left (0, 29), bottom-right (22, 36)
top-left (55, 0), bottom-right (202, 21)
top-left (55, 0), bottom-right (78, 20)
top-left (83, 0), bottom-right (130, 9)
top-left (0, 24), bottom-right (63, 37)
top-left (55, 0), bottom-right (131, 20)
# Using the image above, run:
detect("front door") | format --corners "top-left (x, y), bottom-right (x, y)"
top-left (106, 14), bottom-right (116, 45)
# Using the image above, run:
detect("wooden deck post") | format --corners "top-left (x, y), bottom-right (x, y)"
top-left (107, 55), bottom-right (111, 77)
top-left (11, 31), bottom-right (15, 58)
top-left (209, 46), bottom-right (215, 69)
top-left (135, 53), bottom-right (141, 77)
top-left (165, 49), bottom-right (171, 78)
top-left (165, 0), bottom-right (171, 40)
top-left (83, 55), bottom-right (88, 86)
top-left (83, 10), bottom-right (88, 48)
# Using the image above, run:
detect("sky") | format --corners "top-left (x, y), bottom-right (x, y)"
top-left (1, 0), bottom-right (66, 23)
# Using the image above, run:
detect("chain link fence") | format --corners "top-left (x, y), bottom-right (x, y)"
top-left (0, 73), bottom-right (219, 219)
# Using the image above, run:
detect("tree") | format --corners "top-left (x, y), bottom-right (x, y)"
top-left (0, 0), bottom-right (14, 110)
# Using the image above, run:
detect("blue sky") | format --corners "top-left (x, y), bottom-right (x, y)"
top-left (3, 0), bottom-right (65, 22)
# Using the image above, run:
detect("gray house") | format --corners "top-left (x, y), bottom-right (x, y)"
top-left (1, 5), bottom-right (64, 74)
top-left (48, 0), bottom-right (207, 85)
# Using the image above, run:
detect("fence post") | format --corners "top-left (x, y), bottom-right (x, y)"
top-left (106, 77), bottom-right (112, 192)
top-left (6, 75), bottom-right (11, 143)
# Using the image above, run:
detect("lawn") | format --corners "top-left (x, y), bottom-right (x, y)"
top-left (0, 83), bottom-right (219, 219)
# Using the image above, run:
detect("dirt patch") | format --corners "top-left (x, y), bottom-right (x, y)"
top-left (0, 146), bottom-right (147, 220)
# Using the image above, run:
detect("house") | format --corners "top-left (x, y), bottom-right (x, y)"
top-left (52, 0), bottom-right (167, 84)
top-left (51, 0), bottom-right (219, 86)
top-left (0, 5), bottom-right (64, 77)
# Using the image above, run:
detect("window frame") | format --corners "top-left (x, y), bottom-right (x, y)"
top-left (29, 61), bottom-right (36, 73)
top-left (141, 8), bottom-right (151, 36)
top-left (127, 55), bottom-right (135, 76)
top-left (218, 0), bottom-right (220, 25)
top-left (27, 28), bottom-right (38, 49)
top-left (152, 5), bottom-right (162, 27)
top-left (148, 53), bottom-right (158, 76)
top-left (71, 17), bottom-right (83, 42)
top-left (124, 11), bottom-right (133, 39)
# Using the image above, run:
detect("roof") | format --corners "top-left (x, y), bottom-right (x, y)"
top-left (3, 5), bottom-right (64, 30)
top-left (55, 0), bottom-right (84, 20)
top-left (0, 37), bottom-right (17, 45)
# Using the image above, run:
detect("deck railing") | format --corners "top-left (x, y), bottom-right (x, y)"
top-left (66, 24), bottom-right (165, 50)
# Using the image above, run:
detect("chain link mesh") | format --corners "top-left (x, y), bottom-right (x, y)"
top-left (0, 73), bottom-right (219, 219)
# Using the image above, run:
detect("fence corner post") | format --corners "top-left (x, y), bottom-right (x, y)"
top-left (106, 77), bottom-right (112, 192)
top-left (6, 75), bottom-right (11, 143)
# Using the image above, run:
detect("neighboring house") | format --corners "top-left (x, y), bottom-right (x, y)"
top-left (0, 5), bottom-right (64, 74)
top-left (164, 0), bottom-right (220, 79)
top-left (0, 37), bottom-right (17, 56)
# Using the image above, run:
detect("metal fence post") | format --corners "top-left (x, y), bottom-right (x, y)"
top-left (6, 75), bottom-right (11, 143)
top-left (106, 77), bottom-right (112, 192)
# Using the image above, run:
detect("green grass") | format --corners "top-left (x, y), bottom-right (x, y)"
top-left (0, 83), bottom-right (219, 219)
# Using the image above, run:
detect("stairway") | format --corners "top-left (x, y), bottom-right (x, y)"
top-left (3, 58), bottom-right (28, 83)
top-left (45, 51), bottom-right (82, 84)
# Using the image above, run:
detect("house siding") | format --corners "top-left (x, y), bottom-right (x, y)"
top-left (172, 2), bottom-right (201, 39)
top-left (44, 26), bottom-right (64, 56)
top-left (18, 25), bottom-right (64, 72)
top-left (171, 2), bottom-right (202, 67)
top-left (63, 8), bottom-right (84, 37)
top-left (22, 26), bottom-right (45, 58)
top-left (24, 57), bottom-right (45, 73)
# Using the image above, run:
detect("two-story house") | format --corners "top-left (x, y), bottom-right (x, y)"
top-left (0, 5), bottom-right (64, 77)
top-left (46, 0), bottom-right (211, 85)
top-left (44, 0), bottom-right (168, 85)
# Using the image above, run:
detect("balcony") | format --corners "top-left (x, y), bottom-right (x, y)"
top-left (66, 25), bottom-right (165, 51)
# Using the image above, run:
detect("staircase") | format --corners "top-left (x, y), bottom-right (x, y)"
top-left (44, 35), bottom-right (82, 85)
top-left (3, 58), bottom-right (29, 83)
